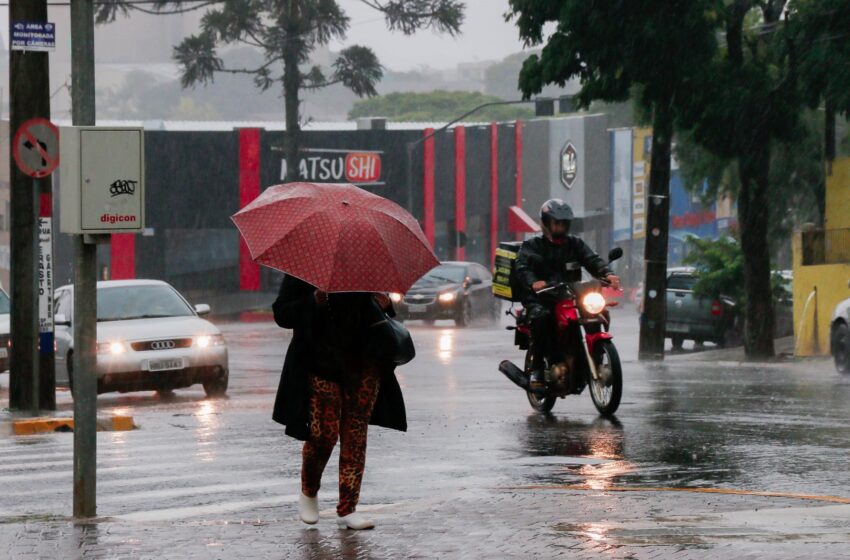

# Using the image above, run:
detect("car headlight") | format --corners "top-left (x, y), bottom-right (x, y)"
top-left (195, 334), bottom-right (225, 348)
top-left (438, 292), bottom-right (456, 303)
top-left (97, 341), bottom-right (127, 355)
top-left (389, 292), bottom-right (402, 303)
top-left (581, 292), bottom-right (606, 315)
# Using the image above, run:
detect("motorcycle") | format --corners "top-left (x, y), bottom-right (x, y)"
top-left (499, 248), bottom-right (624, 416)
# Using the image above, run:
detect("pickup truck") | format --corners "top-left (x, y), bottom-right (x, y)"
top-left (665, 268), bottom-right (739, 350)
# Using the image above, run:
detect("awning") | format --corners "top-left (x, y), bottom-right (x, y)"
top-left (507, 205), bottom-right (541, 234)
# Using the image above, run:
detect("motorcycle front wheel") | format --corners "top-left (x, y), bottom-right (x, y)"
top-left (589, 340), bottom-right (622, 416)
top-left (524, 349), bottom-right (556, 413)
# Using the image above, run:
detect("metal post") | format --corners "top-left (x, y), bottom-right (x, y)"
top-left (71, 0), bottom-right (97, 519)
top-left (72, 235), bottom-right (97, 518)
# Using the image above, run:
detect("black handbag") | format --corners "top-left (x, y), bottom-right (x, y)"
top-left (370, 312), bottom-right (416, 366)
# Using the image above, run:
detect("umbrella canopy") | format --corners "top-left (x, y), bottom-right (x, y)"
top-left (232, 182), bottom-right (439, 293)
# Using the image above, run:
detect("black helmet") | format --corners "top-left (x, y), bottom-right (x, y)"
top-left (540, 199), bottom-right (573, 243)
top-left (540, 198), bottom-right (574, 225)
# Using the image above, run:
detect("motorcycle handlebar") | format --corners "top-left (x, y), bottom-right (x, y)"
top-left (534, 277), bottom-right (611, 295)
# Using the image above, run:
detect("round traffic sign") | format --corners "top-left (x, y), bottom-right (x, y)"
top-left (13, 118), bottom-right (60, 179)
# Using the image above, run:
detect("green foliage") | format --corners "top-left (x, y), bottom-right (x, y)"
top-left (506, 1), bottom-right (717, 110)
top-left (675, 108), bottom-right (825, 243)
top-left (348, 91), bottom-right (533, 122)
top-left (683, 236), bottom-right (744, 303)
top-left (684, 236), bottom-right (791, 307)
top-left (788, 0), bottom-right (850, 116)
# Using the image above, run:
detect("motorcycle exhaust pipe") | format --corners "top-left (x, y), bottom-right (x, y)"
top-left (499, 360), bottom-right (529, 390)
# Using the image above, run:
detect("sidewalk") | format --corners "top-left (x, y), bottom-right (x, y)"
top-left (2, 485), bottom-right (849, 559)
top-left (664, 336), bottom-right (830, 368)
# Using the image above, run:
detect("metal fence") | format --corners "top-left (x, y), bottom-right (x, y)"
top-left (801, 228), bottom-right (850, 265)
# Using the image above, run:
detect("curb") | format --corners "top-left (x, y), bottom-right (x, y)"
top-left (12, 415), bottom-right (136, 435)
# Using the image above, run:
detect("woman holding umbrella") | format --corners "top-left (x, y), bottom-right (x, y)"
top-left (233, 183), bottom-right (439, 530)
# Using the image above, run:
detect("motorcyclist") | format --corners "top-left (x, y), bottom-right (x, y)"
top-left (515, 199), bottom-right (621, 392)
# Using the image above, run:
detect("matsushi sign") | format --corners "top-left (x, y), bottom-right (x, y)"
top-left (279, 148), bottom-right (384, 185)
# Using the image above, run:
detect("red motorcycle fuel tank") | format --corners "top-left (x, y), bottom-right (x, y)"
top-left (555, 299), bottom-right (580, 326)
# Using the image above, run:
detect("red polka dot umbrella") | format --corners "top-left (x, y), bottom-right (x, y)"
top-left (232, 182), bottom-right (439, 293)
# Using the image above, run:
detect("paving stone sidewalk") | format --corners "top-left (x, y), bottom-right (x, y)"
top-left (3, 485), bottom-right (850, 559)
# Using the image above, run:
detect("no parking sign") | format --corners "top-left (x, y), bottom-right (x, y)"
top-left (13, 118), bottom-right (60, 179)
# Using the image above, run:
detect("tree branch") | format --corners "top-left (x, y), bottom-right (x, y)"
top-left (126, 1), bottom-right (218, 16)
top-left (302, 79), bottom-right (343, 91)
top-left (358, 0), bottom-right (464, 36)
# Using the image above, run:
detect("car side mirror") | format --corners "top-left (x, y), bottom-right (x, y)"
top-left (194, 304), bottom-right (211, 316)
top-left (54, 314), bottom-right (70, 326)
top-left (608, 247), bottom-right (624, 262)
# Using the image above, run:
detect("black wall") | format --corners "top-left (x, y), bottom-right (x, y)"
top-left (54, 124), bottom-right (521, 297)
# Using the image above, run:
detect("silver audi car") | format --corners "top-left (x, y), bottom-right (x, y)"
top-left (54, 280), bottom-right (229, 397)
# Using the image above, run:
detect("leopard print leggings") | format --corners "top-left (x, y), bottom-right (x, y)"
top-left (301, 370), bottom-right (381, 517)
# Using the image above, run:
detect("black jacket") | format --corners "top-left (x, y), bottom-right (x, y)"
top-left (515, 234), bottom-right (610, 305)
top-left (271, 275), bottom-right (408, 441)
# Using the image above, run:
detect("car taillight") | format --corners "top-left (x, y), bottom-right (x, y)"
top-left (711, 300), bottom-right (723, 317)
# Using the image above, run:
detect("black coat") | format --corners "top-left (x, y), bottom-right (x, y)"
top-left (515, 234), bottom-right (610, 306)
top-left (271, 275), bottom-right (408, 441)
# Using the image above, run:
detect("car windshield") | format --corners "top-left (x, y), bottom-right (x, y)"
top-left (418, 265), bottom-right (467, 284)
top-left (97, 285), bottom-right (194, 321)
top-left (0, 290), bottom-right (9, 314)
top-left (668, 275), bottom-right (696, 291)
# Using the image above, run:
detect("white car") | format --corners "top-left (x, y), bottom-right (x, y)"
top-left (54, 279), bottom-right (229, 397)
top-left (831, 290), bottom-right (850, 374)
top-left (0, 287), bottom-right (9, 372)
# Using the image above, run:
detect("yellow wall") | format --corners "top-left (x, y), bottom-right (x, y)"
top-left (792, 233), bottom-right (850, 356)
top-left (631, 128), bottom-right (652, 240)
top-left (826, 158), bottom-right (850, 230)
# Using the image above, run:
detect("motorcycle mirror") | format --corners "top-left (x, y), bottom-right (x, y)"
top-left (608, 247), bottom-right (624, 262)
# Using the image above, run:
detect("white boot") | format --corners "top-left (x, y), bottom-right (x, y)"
top-left (337, 512), bottom-right (375, 530)
top-left (299, 493), bottom-right (319, 525)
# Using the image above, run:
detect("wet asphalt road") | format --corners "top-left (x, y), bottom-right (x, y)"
top-left (1, 304), bottom-right (850, 558)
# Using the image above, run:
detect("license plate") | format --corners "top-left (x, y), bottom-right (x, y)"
top-left (0, 348), bottom-right (6, 359)
top-left (148, 358), bottom-right (185, 372)
top-left (407, 304), bottom-right (427, 313)
top-left (667, 323), bottom-right (690, 333)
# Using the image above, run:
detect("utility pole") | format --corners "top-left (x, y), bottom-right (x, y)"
top-left (71, 0), bottom-right (98, 519)
top-left (638, 104), bottom-right (673, 361)
top-left (9, 0), bottom-right (49, 412)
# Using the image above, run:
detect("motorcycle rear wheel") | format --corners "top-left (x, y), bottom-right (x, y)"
top-left (524, 349), bottom-right (556, 413)
top-left (589, 340), bottom-right (622, 416)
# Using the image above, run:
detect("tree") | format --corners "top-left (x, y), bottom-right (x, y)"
top-left (788, 0), bottom-right (850, 218)
top-left (673, 1), bottom-right (813, 359)
top-left (98, 0), bottom-right (464, 180)
top-left (348, 90), bottom-right (533, 122)
top-left (507, 1), bottom-right (718, 359)
top-left (675, 108), bottom-right (824, 252)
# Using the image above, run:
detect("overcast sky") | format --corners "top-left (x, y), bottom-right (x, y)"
top-left (332, 0), bottom-right (528, 71)
top-left (0, 0), bottom-right (529, 71)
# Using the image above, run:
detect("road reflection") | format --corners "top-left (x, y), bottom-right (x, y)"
top-left (438, 329), bottom-right (454, 364)
top-left (194, 399), bottom-right (220, 462)
top-left (519, 414), bottom-right (634, 489)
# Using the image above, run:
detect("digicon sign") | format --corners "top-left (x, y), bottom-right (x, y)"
top-left (150, 340), bottom-right (176, 350)
top-left (279, 148), bottom-right (384, 185)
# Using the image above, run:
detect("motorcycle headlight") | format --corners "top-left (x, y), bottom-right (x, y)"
top-left (581, 292), bottom-right (606, 315)
top-left (438, 292), bottom-right (456, 303)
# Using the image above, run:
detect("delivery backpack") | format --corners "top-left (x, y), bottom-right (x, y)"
top-left (492, 241), bottom-right (525, 302)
